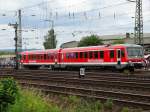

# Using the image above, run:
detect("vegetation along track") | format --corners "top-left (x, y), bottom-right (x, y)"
top-left (0, 69), bottom-right (150, 110)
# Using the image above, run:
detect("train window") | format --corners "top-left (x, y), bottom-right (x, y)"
top-left (66, 53), bottom-right (69, 59)
top-left (84, 52), bottom-right (87, 58)
top-left (31, 55), bottom-right (33, 60)
top-left (75, 52), bottom-right (78, 59)
top-left (51, 54), bottom-right (54, 60)
top-left (40, 55), bottom-right (42, 60)
top-left (37, 54), bottom-right (41, 60)
top-left (70, 53), bottom-right (76, 59)
top-left (33, 55), bottom-right (35, 60)
top-left (30, 55), bottom-right (33, 60)
top-left (23, 55), bottom-right (26, 60)
top-left (100, 51), bottom-right (104, 59)
top-left (89, 51), bottom-right (93, 59)
top-left (41, 55), bottom-right (43, 59)
top-left (121, 50), bottom-right (125, 58)
top-left (94, 51), bottom-right (98, 59)
top-left (37, 55), bottom-right (39, 60)
top-left (44, 54), bottom-right (47, 60)
top-left (48, 53), bottom-right (51, 59)
top-left (28, 55), bottom-right (30, 60)
top-left (32, 55), bottom-right (36, 60)
top-left (110, 50), bottom-right (114, 58)
top-left (28, 55), bottom-right (31, 60)
top-left (80, 52), bottom-right (83, 58)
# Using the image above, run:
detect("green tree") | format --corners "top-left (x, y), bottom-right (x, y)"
top-left (43, 29), bottom-right (57, 49)
top-left (78, 35), bottom-right (103, 47)
top-left (111, 39), bottom-right (125, 44)
top-left (0, 51), bottom-right (15, 56)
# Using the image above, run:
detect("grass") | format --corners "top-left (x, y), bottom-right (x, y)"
top-left (7, 88), bottom-right (144, 112)
top-left (104, 98), bottom-right (113, 110)
top-left (8, 88), bottom-right (103, 112)
top-left (0, 78), bottom-right (144, 112)
top-left (121, 107), bottom-right (130, 112)
top-left (74, 99), bottom-right (103, 112)
top-left (8, 89), bottom-right (61, 112)
top-left (48, 94), bottom-right (104, 112)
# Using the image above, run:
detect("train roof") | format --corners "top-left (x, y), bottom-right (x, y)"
top-left (113, 44), bottom-right (142, 47)
top-left (20, 48), bottom-right (59, 54)
top-left (61, 44), bottom-right (143, 52)
top-left (20, 44), bottom-right (142, 54)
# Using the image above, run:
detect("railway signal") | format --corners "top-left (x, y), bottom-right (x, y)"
top-left (79, 68), bottom-right (85, 78)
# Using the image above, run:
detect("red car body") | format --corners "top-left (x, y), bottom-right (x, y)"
top-left (19, 44), bottom-right (145, 70)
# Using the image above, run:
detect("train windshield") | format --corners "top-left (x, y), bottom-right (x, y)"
top-left (127, 47), bottom-right (144, 58)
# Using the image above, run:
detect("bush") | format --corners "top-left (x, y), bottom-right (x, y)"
top-left (0, 78), bottom-right (18, 112)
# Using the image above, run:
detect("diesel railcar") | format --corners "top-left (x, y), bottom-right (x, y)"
top-left (19, 44), bottom-right (145, 71)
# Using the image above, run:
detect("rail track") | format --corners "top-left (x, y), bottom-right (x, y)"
top-left (0, 68), bottom-right (150, 110)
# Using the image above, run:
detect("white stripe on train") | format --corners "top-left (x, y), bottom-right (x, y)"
top-left (22, 62), bottom-right (128, 65)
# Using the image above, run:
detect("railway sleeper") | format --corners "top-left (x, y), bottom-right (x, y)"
top-left (19, 82), bottom-right (150, 104)
top-left (7, 76), bottom-right (150, 94)
top-left (20, 83), bottom-right (150, 110)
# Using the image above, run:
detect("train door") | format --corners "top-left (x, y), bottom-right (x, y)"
top-left (57, 52), bottom-right (62, 68)
top-left (54, 52), bottom-right (60, 68)
top-left (117, 49), bottom-right (121, 65)
top-left (58, 49), bottom-right (62, 64)
top-left (54, 53), bottom-right (58, 64)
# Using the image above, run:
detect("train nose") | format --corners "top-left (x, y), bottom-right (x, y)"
top-left (128, 58), bottom-right (145, 69)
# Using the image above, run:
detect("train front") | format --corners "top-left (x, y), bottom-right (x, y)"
top-left (126, 45), bottom-right (145, 69)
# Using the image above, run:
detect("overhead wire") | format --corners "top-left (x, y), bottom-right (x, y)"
top-left (0, 0), bottom-right (150, 48)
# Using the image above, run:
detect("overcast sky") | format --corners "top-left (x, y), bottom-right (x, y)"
top-left (0, 0), bottom-right (150, 49)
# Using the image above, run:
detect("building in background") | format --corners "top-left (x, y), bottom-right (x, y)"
top-left (60, 33), bottom-right (150, 53)
top-left (60, 41), bottom-right (79, 48)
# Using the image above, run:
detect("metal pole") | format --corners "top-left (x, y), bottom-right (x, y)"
top-left (127, 0), bottom-right (144, 46)
top-left (8, 23), bottom-right (19, 69)
top-left (134, 0), bottom-right (144, 46)
top-left (51, 20), bottom-right (54, 29)
top-left (18, 9), bottom-right (22, 52)
top-left (14, 23), bottom-right (19, 69)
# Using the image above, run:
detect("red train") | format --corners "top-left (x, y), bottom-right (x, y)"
top-left (19, 44), bottom-right (145, 71)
